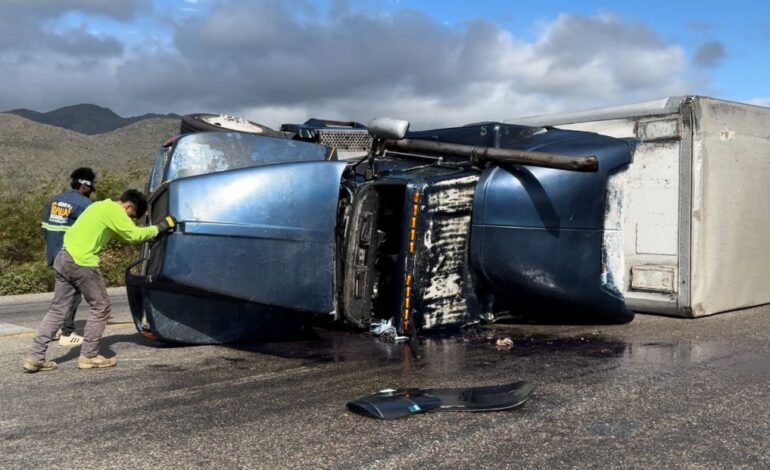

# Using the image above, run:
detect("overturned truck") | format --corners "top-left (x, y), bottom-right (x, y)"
top-left (126, 114), bottom-right (636, 344)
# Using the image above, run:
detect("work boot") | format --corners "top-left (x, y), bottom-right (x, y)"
top-left (22, 358), bottom-right (58, 373)
top-left (59, 333), bottom-right (83, 347)
top-left (78, 355), bottom-right (117, 369)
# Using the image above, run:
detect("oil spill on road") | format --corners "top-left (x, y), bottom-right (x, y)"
top-left (177, 323), bottom-right (751, 382)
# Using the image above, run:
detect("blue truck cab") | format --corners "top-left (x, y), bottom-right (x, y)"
top-left (127, 118), bottom-right (635, 344)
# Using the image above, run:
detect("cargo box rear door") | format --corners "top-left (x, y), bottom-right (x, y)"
top-left (152, 160), bottom-right (347, 314)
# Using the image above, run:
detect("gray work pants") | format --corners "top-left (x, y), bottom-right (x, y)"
top-left (60, 284), bottom-right (81, 336)
top-left (29, 251), bottom-right (111, 361)
top-left (47, 259), bottom-right (81, 336)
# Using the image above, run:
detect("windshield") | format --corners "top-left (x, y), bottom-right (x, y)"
top-left (165, 132), bottom-right (330, 183)
top-left (148, 146), bottom-right (169, 193)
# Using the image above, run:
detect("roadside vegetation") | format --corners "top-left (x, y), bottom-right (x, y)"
top-left (0, 170), bottom-right (148, 295)
top-left (0, 113), bottom-right (179, 296)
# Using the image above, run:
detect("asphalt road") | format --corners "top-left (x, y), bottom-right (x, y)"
top-left (1, 290), bottom-right (769, 468)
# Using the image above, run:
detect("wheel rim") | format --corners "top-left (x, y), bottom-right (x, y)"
top-left (201, 114), bottom-right (265, 133)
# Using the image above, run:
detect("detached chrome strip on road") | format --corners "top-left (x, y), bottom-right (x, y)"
top-left (0, 323), bottom-right (33, 336)
top-left (0, 321), bottom-right (133, 338)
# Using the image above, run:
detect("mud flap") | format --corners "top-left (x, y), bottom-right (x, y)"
top-left (347, 381), bottom-right (535, 420)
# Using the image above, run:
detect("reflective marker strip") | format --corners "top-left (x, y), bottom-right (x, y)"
top-left (403, 190), bottom-right (422, 331)
top-left (0, 323), bottom-right (33, 336)
top-left (41, 222), bottom-right (70, 232)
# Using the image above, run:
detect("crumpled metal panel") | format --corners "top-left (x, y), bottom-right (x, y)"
top-left (470, 127), bottom-right (635, 322)
top-left (410, 122), bottom-right (635, 323)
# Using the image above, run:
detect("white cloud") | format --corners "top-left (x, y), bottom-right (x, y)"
top-left (0, 0), bottom-right (703, 128)
top-left (748, 97), bottom-right (770, 108)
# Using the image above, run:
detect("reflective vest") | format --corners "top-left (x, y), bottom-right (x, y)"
top-left (41, 190), bottom-right (92, 266)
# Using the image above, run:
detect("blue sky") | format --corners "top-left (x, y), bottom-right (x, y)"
top-left (0, 0), bottom-right (767, 129)
top-left (386, 0), bottom-right (769, 98)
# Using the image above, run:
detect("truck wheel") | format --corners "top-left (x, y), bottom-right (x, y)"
top-left (180, 113), bottom-right (282, 136)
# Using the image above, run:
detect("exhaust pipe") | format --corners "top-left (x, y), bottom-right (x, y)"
top-left (382, 138), bottom-right (598, 172)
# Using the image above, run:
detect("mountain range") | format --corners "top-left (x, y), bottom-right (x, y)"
top-left (4, 104), bottom-right (180, 135)
top-left (0, 111), bottom-right (180, 192)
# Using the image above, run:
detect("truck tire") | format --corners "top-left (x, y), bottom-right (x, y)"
top-left (179, 113), bottom-right (282, 136)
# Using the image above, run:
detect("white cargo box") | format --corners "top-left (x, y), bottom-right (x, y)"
top-left (507, 96), bottom-right (770, 317)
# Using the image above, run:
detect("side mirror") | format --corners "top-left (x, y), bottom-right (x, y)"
top-left (367, 117), bottom-right (410, 140)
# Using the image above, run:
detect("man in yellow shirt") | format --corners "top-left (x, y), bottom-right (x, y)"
top-left (23, 189), bottom-right (175, 372)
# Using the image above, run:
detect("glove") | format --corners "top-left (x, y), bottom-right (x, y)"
top-left (156, 215), bottom-right (177, 233)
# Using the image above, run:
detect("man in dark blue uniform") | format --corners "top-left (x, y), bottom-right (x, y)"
top-left (41, 167), bottom-right (95, 347)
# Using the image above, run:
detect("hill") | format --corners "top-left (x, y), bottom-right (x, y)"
top-left (5, 104), bottom-right (180, 135)
top-left (0, 113), bottom-right (180, 191)
top-left (0, 113), bottom-right (183, 294)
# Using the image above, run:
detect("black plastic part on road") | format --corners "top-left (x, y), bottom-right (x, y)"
top-left (347, 381), bottom-right (535, 419)
top-left (427, 380), bottom-right (535, 411)
top-left (347, 389), bottom-right (442, 420)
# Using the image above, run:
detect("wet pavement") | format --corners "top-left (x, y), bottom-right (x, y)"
top-left (1, 292), bottom-right (769, 468)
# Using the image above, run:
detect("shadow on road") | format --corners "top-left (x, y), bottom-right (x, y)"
top-left (50, 332), bottom-right (170, 364)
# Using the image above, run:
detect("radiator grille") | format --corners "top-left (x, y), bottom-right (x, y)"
top-left (317, 130), bottom-right (373, 151)
top-left (146, 188), bottom-right (169, 277)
